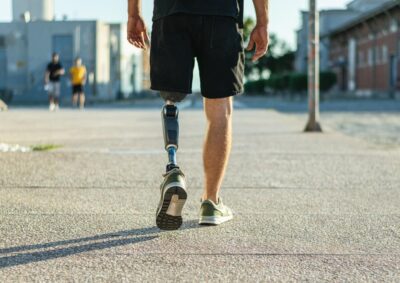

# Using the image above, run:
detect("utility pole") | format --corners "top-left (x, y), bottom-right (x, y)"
top-left (305, 0), bottom-right (322, 132)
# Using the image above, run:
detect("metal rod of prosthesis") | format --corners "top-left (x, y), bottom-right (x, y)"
top-left (167, 146), bottom-right (177, 166)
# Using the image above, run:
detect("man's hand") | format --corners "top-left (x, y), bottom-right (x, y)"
top-left (56, 69), bottom-right (65, 76)
top-left (246, 25), bottom-right (269, 62)
top-left (127, 15), bottom-right (149, 49)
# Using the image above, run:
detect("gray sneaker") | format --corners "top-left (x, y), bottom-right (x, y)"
top-left (156, 168), bottom-right (187, 230)
top-left (199, 198), bottom-right (233, 225)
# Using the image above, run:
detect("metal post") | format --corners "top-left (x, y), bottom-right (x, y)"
top-left (305, 0), bottom-right (322, 132)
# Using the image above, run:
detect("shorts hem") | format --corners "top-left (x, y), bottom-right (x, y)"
top-left (150, 85), bottom-right (191, 94)
top-left (202, 89), bottom-right (243, 99)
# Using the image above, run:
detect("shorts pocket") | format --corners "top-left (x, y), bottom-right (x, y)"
top-left (210, 17), bottom-right (243, 52)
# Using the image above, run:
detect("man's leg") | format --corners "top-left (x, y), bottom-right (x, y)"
top-left (53, 83), bottom-right (60, 109)
top-left (48, 86), bottom-right (55, 111)
top-left (79, 92), bottom-right (85, 109)
top-left (49, 95), bottom-right (54, 106)
top-left (156, 91), bottom-right (188, 230)
top-left (202, 97), bottom-right (233, 203)
top-left (72, 93), bottom-right (78, 107)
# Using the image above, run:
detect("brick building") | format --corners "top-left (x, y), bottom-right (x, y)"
top-left (295, 0), bottom-right (392, 73)
top-left (329, 1), bottom-right (400, 96)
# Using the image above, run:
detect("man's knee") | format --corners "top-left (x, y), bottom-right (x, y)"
top-left (160, 92), bottom-right (188, 103)
top-left (204, 97), bottom-right (233, 122)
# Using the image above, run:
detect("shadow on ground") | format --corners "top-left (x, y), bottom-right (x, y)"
top-left (0, 220), bottom-right (201, 268)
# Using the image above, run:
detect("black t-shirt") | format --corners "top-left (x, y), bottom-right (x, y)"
top-left (47, 62), bottom-right (63, 82)
top-left (153, 0), bottom-right (244, 27)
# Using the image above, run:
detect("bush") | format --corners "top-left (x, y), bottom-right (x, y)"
top-left (244, 79), bottom-right (267, 93)
top-left (267, 74), bottom-right (290, 92)
top-left (320, 72), bottom-right (337, 92)
top-left (288, 73), bottom-right (308, 92)
top-left (244, 71), bottom-right (337, 94)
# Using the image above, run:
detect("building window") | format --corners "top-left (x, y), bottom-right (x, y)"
top-left (375, 46), bottom-right (381, 64)
top-left (390, 19), bottom-right (398, 33)
top-left (358, 51), bottom-right (364, 67)
top-left (382, 45), bottom-right (388, 64)
top-left (368, 48), bottom-right (373, 66)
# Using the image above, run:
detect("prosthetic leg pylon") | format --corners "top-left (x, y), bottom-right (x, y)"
top-left (162, 103), bottom-right (180, 172)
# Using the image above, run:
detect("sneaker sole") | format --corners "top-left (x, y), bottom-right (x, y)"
top-left (156, 182), bottom-right (187, 230)
top-left (199, 215), bottom-right (233, 226)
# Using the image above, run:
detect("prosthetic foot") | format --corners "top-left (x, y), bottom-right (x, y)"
top-left (156, 104), bottom-right (187, 230)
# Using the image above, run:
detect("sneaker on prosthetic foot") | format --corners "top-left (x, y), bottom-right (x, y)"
top-left (156, 167), bottom-right (187, 230)
top-left (199, 198), bottom-right (233, 225)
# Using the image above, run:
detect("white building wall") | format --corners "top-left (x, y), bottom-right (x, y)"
top-left (110, 23), bottom-right (142, 98)
top-left (119, 23), bottom-right (143, 95)
top-left (95, 22), bottom-right (111, 98)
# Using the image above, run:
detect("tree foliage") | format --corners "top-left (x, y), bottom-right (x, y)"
top-left (243, 17), bottom-right (295, 80)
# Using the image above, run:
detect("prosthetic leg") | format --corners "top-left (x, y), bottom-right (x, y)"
top-left (156, 96), bottom-right (188, 230)
top-left (162, 103), bottom-right (180, 172)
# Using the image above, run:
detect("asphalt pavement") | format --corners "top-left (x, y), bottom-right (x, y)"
top-left (0, 105), bottom-right (399, 282)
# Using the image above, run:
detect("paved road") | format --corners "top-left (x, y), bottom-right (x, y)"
top-left (0, 107), bottom-right (399, 282)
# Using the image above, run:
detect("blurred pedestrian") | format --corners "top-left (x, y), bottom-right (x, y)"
top-left (70, 57), bottom-right (87, 109)
top-left (45, 53), bottom-right (65, 111)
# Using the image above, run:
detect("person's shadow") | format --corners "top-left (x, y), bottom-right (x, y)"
top-left (0, 220), bottom-right (201, 269)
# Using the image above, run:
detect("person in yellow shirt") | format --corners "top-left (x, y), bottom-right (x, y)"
top-left (70, 57), bottom-right (87, 109)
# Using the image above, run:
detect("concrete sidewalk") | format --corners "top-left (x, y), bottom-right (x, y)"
top-left (0, 108), bottom-right (399, 282)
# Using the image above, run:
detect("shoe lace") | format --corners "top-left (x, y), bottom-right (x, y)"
top-left (162, 168), bottom-right (184, 178)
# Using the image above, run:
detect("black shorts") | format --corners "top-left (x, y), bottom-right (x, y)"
top-left (150, 14), bottom-right (244, 99)
top-left (72, 84), bottom-right (84, 94)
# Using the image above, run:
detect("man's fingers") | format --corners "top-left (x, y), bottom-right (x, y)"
top-left (128, 33), bottom-right (147, 49)
top-left (246, 38), bottom-right (255, 51)
top-left (128, 37), bottom-right (135, 46)
top-left (252, 44), bottom-right (267, 62)
top-left (131, 38), bottom-right (142, 49)
top-left (144, 32), bottom-right (150, 47)
top-left (140, 34), bottom-right (147, 49)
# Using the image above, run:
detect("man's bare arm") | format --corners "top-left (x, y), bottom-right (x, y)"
top-left (127, 0), bottom-right (149, 49)
top-left (247, 0), bottom-right (269, 62)
top-left (128, 0), bottom-right (141, 17)
top-left (44, 71), bottom-right (50, 84)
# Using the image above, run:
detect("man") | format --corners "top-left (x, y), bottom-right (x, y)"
top-left (45, 53), bottom-right (65, 111)
top-left (70, 57), bottom-right (87, 109)
top-left (127, 0), bottom-right (269, 230)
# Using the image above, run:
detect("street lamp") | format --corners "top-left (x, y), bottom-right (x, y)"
top-left (305, 0), bottom-right (322, 132)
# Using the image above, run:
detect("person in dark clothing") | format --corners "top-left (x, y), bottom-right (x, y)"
top-left (127, 0), bottom-right (269, 230)
top-left (45, 53), bottom-right (65, 111)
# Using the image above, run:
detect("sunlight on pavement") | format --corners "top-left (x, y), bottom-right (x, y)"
top-left (0, 143), bottom-right (31, 153)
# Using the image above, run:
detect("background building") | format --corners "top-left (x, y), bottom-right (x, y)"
top-left (0, 0), bottom-right (142, 104)
top-left (329, 0), bottom-right (400, 96)
top-left (295, 9), bottom-right (360, 73)
top-left (295, 0), bottom-right (393, 73)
